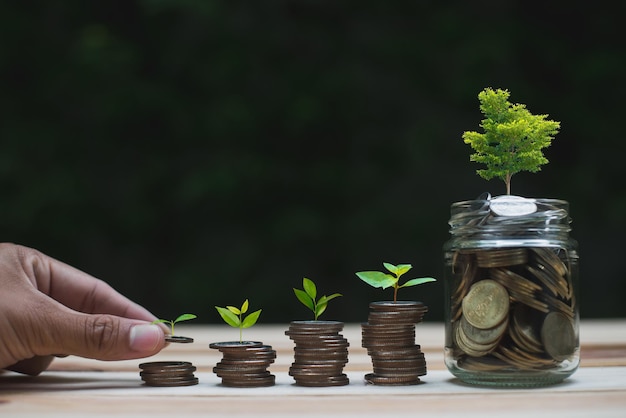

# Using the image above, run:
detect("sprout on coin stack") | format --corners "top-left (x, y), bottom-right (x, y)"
top-left (286, 278), bottom-right (349, 387)
top-left (211, 299), bottom-right (276, 387)
top-left (356, 263), bottom-right (436, 385)
top-left (138, 313), bottom-right (199, 387)
top-left (443, 87), bottom-right (580, 387)
top-left (152, 313), bottom-right (197, 343)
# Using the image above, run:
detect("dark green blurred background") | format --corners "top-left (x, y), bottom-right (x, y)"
top-left (2, 1), bottom-right (624, 323)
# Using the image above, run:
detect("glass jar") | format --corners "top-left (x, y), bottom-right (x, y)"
top-left (443, 195), bottom-right (579, 387)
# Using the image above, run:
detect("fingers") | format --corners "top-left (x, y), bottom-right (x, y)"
top-left (0, 243), bottom-right (168, 373)
top-left (17, 244), bottom-right (157, 321)
top-left (36, 308), bottom-right (167, 362)
top-left (0, 287), bottom-right (166, 371)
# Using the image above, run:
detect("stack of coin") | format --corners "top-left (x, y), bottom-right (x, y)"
top-left (210, 341), bottom-right (276, 387)
top-left (285, 320), bottom-right (349, 387)
top-left (361, 301), bottom-right (428, 385)
top-left (139, 361), bottom-right (199, 387)
top-left (454, 280), bottom-right (509, 358)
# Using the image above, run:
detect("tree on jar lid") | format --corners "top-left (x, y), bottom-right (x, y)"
top-left (462, 87), bottom-right (560, 195)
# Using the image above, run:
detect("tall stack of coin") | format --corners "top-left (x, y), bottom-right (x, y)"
top-left (285, 320), bottom-right (350, 387)
top-left (210, 341), bottom-right (276, 387)
top-left (361, 301), bottom-right (429, 385)
top-left (139, 361), bottom-right (199, 386)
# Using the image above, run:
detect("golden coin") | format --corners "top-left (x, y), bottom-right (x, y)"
top-left (475, 248), bottom-right (528, 268)
top-left (510, 304), bottom-right (543, 353)
top-left (454, 320), bottom-right (498, 357)
top-left (460, 314), bottom-right (508, 345)
top-left (541, 312), bottom-right (577, 361)
top-left (462, 280), bottom-right (510, 329)
top-left (531, 248), bottom-right (568, 277)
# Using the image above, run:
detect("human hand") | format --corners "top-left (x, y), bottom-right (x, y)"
top-left (0, 243), bottom-right (167, 375)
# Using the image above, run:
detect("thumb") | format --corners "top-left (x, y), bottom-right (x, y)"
top-left (40, 311), bottom-right (166, 361)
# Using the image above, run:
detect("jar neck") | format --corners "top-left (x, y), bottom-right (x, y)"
top-left (448, 197), bottom-right (572, 244)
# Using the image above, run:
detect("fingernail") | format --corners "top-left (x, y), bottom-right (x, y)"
top-left (129, 324), bottom-right (162, 352)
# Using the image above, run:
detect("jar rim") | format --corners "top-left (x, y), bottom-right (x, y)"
top-left (448, 196), bottom-right (572, 236)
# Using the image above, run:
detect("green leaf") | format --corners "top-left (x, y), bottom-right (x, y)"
top-left (317, 293), bottom-right (342, 306)
top-left (314, 302), bottom-right (327, 319)
top-left (395, 264), bottom-right (413, 277)
top-left (241, 299), bottom-right (249, 314)
top-left (382, 262), bottom-right (398, 275)
top-left (302, 277), bottom-right (317, 300)
top-left (356, 271), bottom-right (398, 289)
top-left (151, 319), bottom-right (169, 325)
top-left (294, 288), bottom-right (315, 311)
top-left (463, 88), bottom-right (560, 194)
top-left (242, 309), bottom-right (262, 328)
top-left (174, 313), bottom-right (197, 323)
top-left (226, 305), bottom-right (241, 315)
top-left (216, 306), bottom-right (241, 328)
top-left (400, 277), bottom-right (437, 288)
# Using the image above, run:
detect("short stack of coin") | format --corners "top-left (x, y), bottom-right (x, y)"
top-left (454, 279), bottom-right (509, 358)
top-left (139, 361), bottom-right (199, 387)
top-left (285, 320), bottom-right (350, 387)
top-left (210, 341), bottom-right (276, 387)
top-left (361, 301), bottom-right (429, 385)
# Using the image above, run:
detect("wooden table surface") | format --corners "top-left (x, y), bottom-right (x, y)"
top-left (1, 319), bottom-right (625, 417)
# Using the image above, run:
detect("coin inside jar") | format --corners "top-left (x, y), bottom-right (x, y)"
top-left (541, 311), bottom-right (577, 361)
top-left (462, 279), bottom-right (509, 329)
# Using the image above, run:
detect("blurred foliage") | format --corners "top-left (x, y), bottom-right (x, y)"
top-left (1, 1), bottom-right (625, 322)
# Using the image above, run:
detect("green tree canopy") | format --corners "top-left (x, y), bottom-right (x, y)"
top-left (462, 88), bottom-right (561, 195)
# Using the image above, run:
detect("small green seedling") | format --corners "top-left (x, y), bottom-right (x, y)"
top-left (293, 277), bottom-right (342, 320)
top-left (152, 313), bottom-right (197, 336)
top-left (215, 299), bottom-right (262, 343)
top-left (356, 262), bottom-right (436, 303)
top-left (462, 87), bottom-right (560, 195)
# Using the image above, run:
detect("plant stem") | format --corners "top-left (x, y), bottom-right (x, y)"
top-left (239, 311), bottom-right (243, 342)
top-left (393, 285), bottom-right (398, 303)
top-left (505, 172), bottom-right (512, 195)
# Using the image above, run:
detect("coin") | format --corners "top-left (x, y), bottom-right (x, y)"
top-left (460, 314), bottom-right (507, 346)
top-left (457, 355), bottom-right (506, 371)
top-left (462, 280), bottom-right (509, 329)
top-left (287, 320), bottom-right (345, 333)
top-left (210, 342), bottom-right (276, 387)
top-left (138, 361), bottom-right (198, 387)
top-left (475, 248), bottom-right (528, 268)
top-left (286, 321), bottom-right (350, 387)
top-left (454, 320), bottom-right (498, 357)
top-left (221, 375), bottom-right (276, 388)
top-left (291, 374), bottom-right (349, 387)
top-left (165, 335), bottom-right (194, 343)
top-left (361, 302), bottom-right (430, 385)
top-left (367, 301), bottom-right (428, 325)
top-left (142, 377), bottom-right (200, 387)
top-left (541, 312), bottom-right (577, 361)
top-left (489, 268), bottom-right (549, 313)
top-left (489, 195), bottom-right (538, 217)
top-left (364, 373), bottom-right (422, 386)
top-left (509, 304), bottom-right (544, 353)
